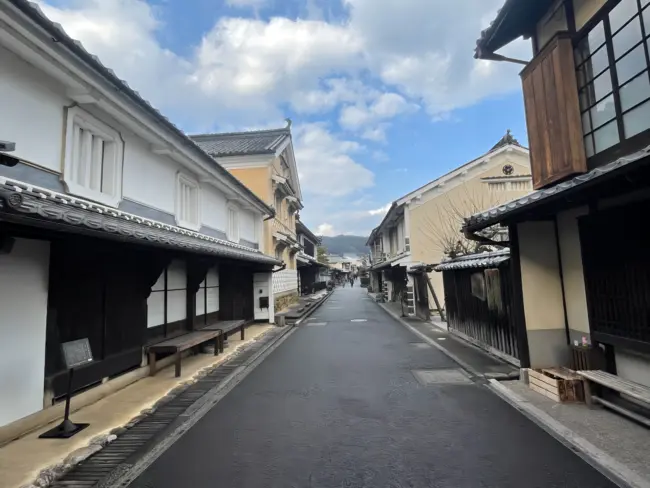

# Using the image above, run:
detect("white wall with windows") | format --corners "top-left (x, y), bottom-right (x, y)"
top-left (0, 43), bottom-right (261, 241)
top-left (227, 204), bottom-right (240, 243)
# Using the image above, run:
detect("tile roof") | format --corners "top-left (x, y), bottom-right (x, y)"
top-left (0, 176), bottom-right (280, 265)
top-left (10, 0), bottom-right (272, 215)
top-left (190, 128), bottom-right (290, 157)
top-left (474, 0), bottom-right (552, 59)
top-left (464, 145), bottom-right (650, 232)
top-left (490, 129), bottom-right (526, 151)
top-left (435, 250), bottom-right (510, 272)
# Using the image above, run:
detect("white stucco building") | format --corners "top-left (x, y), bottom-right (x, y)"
top-left (0, 0), bottom-right (279, 433)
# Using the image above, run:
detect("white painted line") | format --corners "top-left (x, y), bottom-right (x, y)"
top-left (437, 338), bottom-right (446, 341)
top-left (488, 379), bottom-right (650, 488)
top-left (350, 319), bottom-right (367, 322)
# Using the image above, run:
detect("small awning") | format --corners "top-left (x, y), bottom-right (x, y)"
top-left (435, 250), bottom-right (510, 272)
top-left (464, 145), bottom-right (650, 233)
top-left (0, 177), bottom-right (280, 266)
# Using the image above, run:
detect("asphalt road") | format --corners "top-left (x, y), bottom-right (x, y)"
top-left (133, 286), bottom-right (616, 488)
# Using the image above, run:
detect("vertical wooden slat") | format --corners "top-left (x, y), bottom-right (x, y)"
top-left (80, 129), bottom-right (93, 188)
top-left (90, 137), bottom-right (103, 191)
top-left (71, 125), bottom-right (82, 184)
top-left (521, 34), bottom-right (588, 189)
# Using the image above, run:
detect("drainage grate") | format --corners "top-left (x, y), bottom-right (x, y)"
top-left (51, 329), bottom-right (283, 487)
top-left (411, 369), bottom-right (472, 385)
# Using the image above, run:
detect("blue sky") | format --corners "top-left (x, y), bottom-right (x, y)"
top-left (39, 0), bottom-right (531, 237)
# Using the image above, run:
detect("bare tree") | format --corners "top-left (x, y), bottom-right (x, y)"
top-left (420, 187), bottom-right (509, 259)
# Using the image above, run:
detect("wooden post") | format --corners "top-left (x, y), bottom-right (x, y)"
top-left (174, 352), bottom-right (181, 378)
top-left (149, 352), bottom-right (157, 377)
top-left (424, 273), bottom-right (446, 322)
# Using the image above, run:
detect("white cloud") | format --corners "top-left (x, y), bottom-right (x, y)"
top-left (368, 204), bottom-right (391, 216)
top-left (339, 93), bottom-right (417, 140)
top-left (316, 223), bottom-right (336, 237)
top-left (36, 0), bottom-right (531, 234)
top-left (293, 123), bottom-right (374, 197)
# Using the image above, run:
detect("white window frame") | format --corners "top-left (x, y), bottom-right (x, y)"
top-left (175, 173), bottom-right (201, 231)
top-left (63, 107), bottom-right (124, 207)
top-left (227, 203), bottom-right (240, 243)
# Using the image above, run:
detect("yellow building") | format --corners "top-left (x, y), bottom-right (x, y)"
top-left (191, 125), bottom-right (303, 310)
top-left (367, 132), bottom-right (532, 318)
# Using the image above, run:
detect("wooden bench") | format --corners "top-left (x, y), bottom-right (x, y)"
top-left (577, 370), bottom-right (650, 428)
top-left (198, 319), bottom-right (247, 353)
top-left (147, 330), bottom-right (222, 378)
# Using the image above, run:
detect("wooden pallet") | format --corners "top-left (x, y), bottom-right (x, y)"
top-left (526, 368), bottom-right (584, 403)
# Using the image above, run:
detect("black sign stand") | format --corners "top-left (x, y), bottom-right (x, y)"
top-left (39, 339), bottom-right (93, 439)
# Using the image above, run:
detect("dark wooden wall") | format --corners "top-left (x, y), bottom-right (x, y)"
top-left (45, 238), bottom-right (164, 399)
top-left (442, 266), bottom-right (520, 360)
top-left (219, 264), bottom-right (254, 321)
top-left (580, 200), bottom-right (650, 354)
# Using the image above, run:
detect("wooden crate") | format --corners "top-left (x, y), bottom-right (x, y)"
top-left (526, 368), bottom-right (584, 403)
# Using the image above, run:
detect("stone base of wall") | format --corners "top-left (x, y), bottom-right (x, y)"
top-left (275, 292), bottom-right (298, 312)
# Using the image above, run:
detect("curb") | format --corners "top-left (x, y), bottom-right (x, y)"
top-left (294, 290), bottom-right (334, 326)
top-left (377, 303), bottom-right (483, 378)
top-left (488, 379), bottom-right (650, 488)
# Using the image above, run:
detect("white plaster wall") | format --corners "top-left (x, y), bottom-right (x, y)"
top-left (167, 260), bottom-right (187, 323)
top-left (518, 221), bottom-right (566, 332)
top-left (397, 219), bottom-right (405, 253)
top-left (201, 186), bottom-right (228, 232)
top-left (147, 271), bottom-right (165, 328)
top-left (557, 207), bottom-right (591, 335)
top-left (206, 268), bottom-right (219, 313)
top-left (0, 238), bottom-right (50, 426)
top-left (122, 137), bottom-right (179, 214)
top-left (254, 272), bottom-right (271, 320)
top-left (240, 210), bottom-right (257, 243)
top-left (0, 45), bottom-right (67, 173)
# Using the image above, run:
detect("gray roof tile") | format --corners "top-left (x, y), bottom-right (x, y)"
top-left (191, 129), bottom-right (290, 157)
top-left (435, 250), bottom-right (510, 271)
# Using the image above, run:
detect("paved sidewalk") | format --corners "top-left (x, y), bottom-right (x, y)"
top-left (379, 301), bottom-right (518, 379)
top-left (2, 324), bottom-right (273, 488)
top-left (492, 379), bottom-right (650, 488)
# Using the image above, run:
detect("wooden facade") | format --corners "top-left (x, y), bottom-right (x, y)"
top-left (521, 33), bottom-right (588, 189)
top-left (442, 263), bottom-right (521, 362)
top-left (580, 199), bottom-right (650, 355)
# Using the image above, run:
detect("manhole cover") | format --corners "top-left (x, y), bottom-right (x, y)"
top-left (306, 322), bottom-right (328, 326)
top-left (410, 343), bottom-right (431, 349)
top-left (411, 369), bottom-right (471, 385)
top-left (350, 319), bottom-right (367, 322)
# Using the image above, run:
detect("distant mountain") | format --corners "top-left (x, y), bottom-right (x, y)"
top-left (319, 235), bottom-right (369, 257)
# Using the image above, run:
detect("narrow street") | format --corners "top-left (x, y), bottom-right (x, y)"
top-left (133, 287), bottom-right (616, 488)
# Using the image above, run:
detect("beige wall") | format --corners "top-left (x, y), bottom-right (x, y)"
top-left (408, 151), bottom-right (531, 305)
top-left (557, 206), bottom-right (590, 341)
top-left (518, 221), bottom-right (569, 367)
top-left (229, 167), bottom-right (271, 203)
